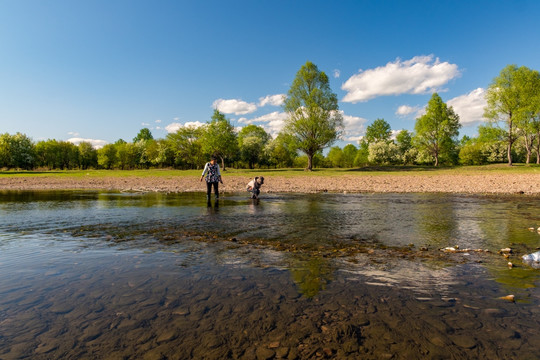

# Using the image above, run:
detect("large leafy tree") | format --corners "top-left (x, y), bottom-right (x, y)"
top-left (342, 144), bottom-right (358, 168)
top-left (283, 61), bottom-right (343, 171)
top-left (484, 65), bottom-right (540, 165)
top-left (202, 110), bottom-right (238, 169)
top-left (364, 118), bottom-right (392, 144)
top-left (78, 142), bottom-right (97, 169)
top-left (166, 125), bottom-right (205, 169)
top-left (238, 124), bottom-right (270, 169)
top-left (0, 133), bottom-right (35, 169)
top-left (414, 93), bottom-right (461, 166)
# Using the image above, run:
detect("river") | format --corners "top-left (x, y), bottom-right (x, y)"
top-left (1, 191), bottom-right (540, 359)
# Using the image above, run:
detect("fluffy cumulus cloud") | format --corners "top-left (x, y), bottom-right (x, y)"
top-left (341, 111), bottom-right (368, 142)
top-left (333, 69), bottom-right (341, 78)
top-left (395, 105), bottom-right (421, 117)
top-left (165, 121), bottom-right (205, 133)
top-left (67, 137), bottom-right (108, 149)
top-left (259, 94), bottom-right (285, 107)
top-left (342, 55), bottom-right (461, 103)
top-left (238, 111), bottom-right (288, 137)
top-left (447, 88), bottom-right (487, 126)
top-left (213, 98), bottom-right (257, 115)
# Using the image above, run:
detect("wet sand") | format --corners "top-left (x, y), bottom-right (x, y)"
top-left (1, 173), bottom-right (539, 195)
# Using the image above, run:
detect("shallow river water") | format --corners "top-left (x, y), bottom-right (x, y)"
top-left (1, 191), bottom-right (540, 359)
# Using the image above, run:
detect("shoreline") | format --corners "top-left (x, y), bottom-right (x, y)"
top-left (1, 173), bottom-right (539, 196)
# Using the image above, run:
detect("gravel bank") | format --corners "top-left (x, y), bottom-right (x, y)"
top-left (1, 173), bottom-right (539, 195)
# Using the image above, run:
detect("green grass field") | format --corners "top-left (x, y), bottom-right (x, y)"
top-left (1, 164), bottom-right (539, 179)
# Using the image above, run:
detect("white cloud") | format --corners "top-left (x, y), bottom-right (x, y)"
top-left (165, 121), bottom-right (205, 133)
top-left (67, 137), bottom-right (108, 149)
top-left (342, 55), bottom-right (461, 103)
top-left (238, 111), bottom-right (288, 137)
top-left (141, 122), bottom-right (150, 126)
top-left (68, 131), bottom-right (79, 136)
top-left (333, 69), bottom-right (341, 78)
top-left (395, 105), bottom-right (421, 117)
top-left (258, 94), bottom-right (286, 107)
top-left (213, 98), bottom-right (257, 115)
top-left (341, 111), bottom-right (368, 142)
top-left (447, 88), bottom-right (487, 126)
top-left (155, 119), bottom-right (162, 123)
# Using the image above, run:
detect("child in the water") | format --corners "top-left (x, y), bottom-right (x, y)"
top-left (246, 176), bottom-right (264, 199)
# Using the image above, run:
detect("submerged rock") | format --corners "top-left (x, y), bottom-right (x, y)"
top-left (498, 295), bottom-right (515, 303)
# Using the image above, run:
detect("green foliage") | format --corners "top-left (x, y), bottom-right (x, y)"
top-left (395, 130), bottom-right (415, 164)
top-left (34, 139), bottom-right (80, 170)
top-left (354, 141), bottom-right (370, 166)
top-left (98, 144), bottom-right (117, 169)
top-left (342, 144), bottom-right (357, 168)
top-left (326, 146), bottom-right (344, 167)
top-left (283, 61), bottom-right (343, 170)
top-left (0, 133), bottom-right (35, 169)
top-left (368, 141), bottom-right (399, 165)
top-left (264, 133), bottom-right (298, 168)
top-left (78, 142), bottom-right (98, 169)
top-left (459, 143), bottom-right (487, 165)
top-left (413, 93), bottom-right (461, 166)
top-left (238, 124), bottom-right (270, 169)
top-left (484, 65), bottom-right (540, 165)
top-left (364, 118), bottom-right (392, 144)
top-left (133, 128), bottom-right (153, 143)
top-left (202, 110), bottom-right (238, 169)
top-left (166, 125), bottom-right (205, 169)
top-left (115, 142), bottom-right (135, 169)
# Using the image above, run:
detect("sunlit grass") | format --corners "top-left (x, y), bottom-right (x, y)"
top-left (1, 163), bottom-right (539, 179)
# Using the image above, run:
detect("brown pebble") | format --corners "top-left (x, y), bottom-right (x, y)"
top-left (499, 295), bottom-right (515, 302)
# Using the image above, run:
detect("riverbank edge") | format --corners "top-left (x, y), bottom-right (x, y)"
top-left (1, 173), bottom-right (540, 196)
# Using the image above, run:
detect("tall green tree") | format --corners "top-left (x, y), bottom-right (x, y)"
top-left (98, 144), bottom-right (117, 169)
top-left (133, 128), bottom-right (153, 143)
top-left (327, 146), bottom-right (345, 167)
top-left (238, 124), bottom-right (270, 169)
top-left (202, 110), bottom-right (238, 169)
top-left (166, 125), bottom-right (205, 169)
top-left (0, 133), bottom-right (35, 169)
top-left (414, 93), bottom-right (461, 166)
top-left (514, 68), bottom-right (540, 164)
top-left (484, 65), bottom-right (540, 165)
top-left (364, 118), bottom-right (392, 144)
top-left (342, 144), bottom-right (358, 168)
top-left (78, 142), bottom-right (97, 169)
top-left (395, 130), bottom-right (416, 164)
top-left (283, 61), bottom-right (344, 171)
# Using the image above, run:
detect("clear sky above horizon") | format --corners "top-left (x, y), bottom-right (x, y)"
top-left (1, 0), bottom-right (540, 148)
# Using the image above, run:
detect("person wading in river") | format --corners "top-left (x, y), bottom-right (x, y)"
top-left (246, 176), bottom-right (264, 199)
top-left (200, 156), bottom-right (223, 200)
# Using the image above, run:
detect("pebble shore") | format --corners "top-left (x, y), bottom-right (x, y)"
top-left (1, 173), bottom-right (539, 195)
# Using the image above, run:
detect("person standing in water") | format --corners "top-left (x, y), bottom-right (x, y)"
top-left (200, 156), bottom-right (223, 199)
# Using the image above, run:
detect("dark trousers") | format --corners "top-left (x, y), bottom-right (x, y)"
top-left (206, 181), bottom-right (219, 197)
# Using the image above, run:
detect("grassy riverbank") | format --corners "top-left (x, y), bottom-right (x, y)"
top-left (1, 163), bottom-right (540, 178)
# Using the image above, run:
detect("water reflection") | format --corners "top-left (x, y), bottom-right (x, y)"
top-left (2, 191), bottom-right (540, 358)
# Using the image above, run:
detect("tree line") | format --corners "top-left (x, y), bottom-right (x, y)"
top-left (1, 63), bottom-right (540, 171)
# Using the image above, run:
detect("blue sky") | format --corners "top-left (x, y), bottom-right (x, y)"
top-left (1, 0), bottom-right (540, 148)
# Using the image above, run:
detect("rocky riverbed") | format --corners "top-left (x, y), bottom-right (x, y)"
top-left (1, 173), bottom-right (540, 195)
